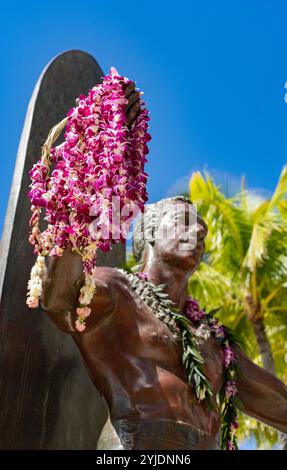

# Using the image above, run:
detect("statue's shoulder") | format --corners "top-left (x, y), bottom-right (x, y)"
top-left (90, 267), bottom-right (133, 310)
top-left (93, 267), bottom-right (131, 289)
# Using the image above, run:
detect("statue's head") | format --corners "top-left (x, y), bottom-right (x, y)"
top-left (133, 196), bottom-right (208, 273)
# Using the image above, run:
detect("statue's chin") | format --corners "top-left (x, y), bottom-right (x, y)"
top-left (173, 248), bottom-right (201, 267)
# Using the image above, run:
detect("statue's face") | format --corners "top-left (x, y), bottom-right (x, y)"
top-left (153, 200), bottom-right (207, 272)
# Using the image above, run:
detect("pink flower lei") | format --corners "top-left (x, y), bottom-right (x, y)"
top-left (27, 67), bottom-right (151, 330)
top-left (186, 297), bottom-right (239, 450)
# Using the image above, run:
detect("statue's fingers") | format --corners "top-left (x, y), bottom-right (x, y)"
top-left (126, 91), bottom-right (140, 112)
top-left (126, 102), bottom-right (141, 127)
top-left (124, 82), bottom-right (136, 97)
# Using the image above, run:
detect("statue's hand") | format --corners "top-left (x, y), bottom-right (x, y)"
top-left (124, 81), bottom-right (141, 127)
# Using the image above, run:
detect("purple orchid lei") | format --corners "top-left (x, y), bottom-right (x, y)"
top-left (27, 68), bottom-right (151, 331)
top-left (137, 272), bottom-right (239, 451)
top-left (185, 297), bottom-right (239, 450)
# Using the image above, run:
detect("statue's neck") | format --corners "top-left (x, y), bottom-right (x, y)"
top-left (143, 256), bottom-right (189, 312)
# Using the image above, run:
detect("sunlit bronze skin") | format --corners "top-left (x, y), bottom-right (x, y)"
top-left (40, 86), bottom-right (287, 449)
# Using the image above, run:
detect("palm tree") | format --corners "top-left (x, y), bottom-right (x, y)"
top-left (189, 168), bottom-right (287, 448)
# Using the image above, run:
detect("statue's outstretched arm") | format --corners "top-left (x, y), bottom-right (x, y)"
top-left (236, 347), bottom-right (287, 433)
top-left (41, 248), bottom-right (117, 334)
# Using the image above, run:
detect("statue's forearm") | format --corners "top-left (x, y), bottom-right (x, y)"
top-left (236, 348), bottom-right (287, 433)
top-left (41, 248), bottom-right (84, 333)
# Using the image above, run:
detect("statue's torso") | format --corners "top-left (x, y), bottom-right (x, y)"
top-left (74, 270), bottom-right (224, 449)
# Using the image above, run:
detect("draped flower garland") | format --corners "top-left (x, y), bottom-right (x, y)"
top-left (184, 298), bottom-right (239, 450)
top-left (27, 67), bottom-right (151, 329)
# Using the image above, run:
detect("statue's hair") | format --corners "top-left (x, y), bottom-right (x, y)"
top-left (132, 196), bottom-right (192, 262)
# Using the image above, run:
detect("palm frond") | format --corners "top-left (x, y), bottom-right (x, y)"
top-left (188, 262), bottom-right (231, 310)
top-left (268, 166), bottom-right (287, 212)
top-left (190, 172), bottom-right (252, 270)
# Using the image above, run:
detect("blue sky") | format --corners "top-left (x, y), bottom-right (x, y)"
top-left (1, 0), bottom-right (287, 236)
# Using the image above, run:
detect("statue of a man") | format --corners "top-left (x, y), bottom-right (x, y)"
top-left (40, 87), bottom-right (287, 450)
top-left (41, 194), bottom-right (287, 449)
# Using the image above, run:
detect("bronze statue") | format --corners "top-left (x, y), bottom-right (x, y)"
top-left (40, 86), bottom-right (287, 450)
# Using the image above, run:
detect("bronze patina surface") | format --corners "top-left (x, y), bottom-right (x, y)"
top-left (42, 198), bottom-right (287, 449)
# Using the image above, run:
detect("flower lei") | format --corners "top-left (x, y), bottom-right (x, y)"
top-left (183, 298), bottom-right (239, 450)
top-left (137, 272), bottom-right (239, 450)
top-left (26, 67), bottom-right (150, 331)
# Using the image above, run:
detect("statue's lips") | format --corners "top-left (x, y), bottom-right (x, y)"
top-left (178, 244), bottom-right (198, 251)
top-left (177, 240), bottom-right (204, 252)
